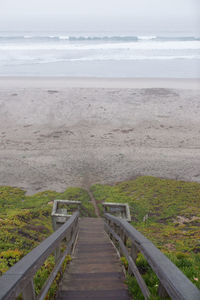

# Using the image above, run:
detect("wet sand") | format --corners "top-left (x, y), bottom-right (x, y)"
top-left (0, 77), bottom-right (200, 194)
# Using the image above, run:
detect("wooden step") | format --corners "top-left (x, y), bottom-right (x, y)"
top-left (57, 218), bottom-right (130, 300)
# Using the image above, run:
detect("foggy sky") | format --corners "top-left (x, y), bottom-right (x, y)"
top-left (0, 0), bottom-right (199, 32)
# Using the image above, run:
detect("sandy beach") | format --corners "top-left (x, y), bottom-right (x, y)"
top-left (0, 77), bottom-right (200, 194)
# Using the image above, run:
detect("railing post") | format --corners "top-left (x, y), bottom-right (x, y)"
top-left (158, 282), bottom-right (169, 298)
top-left (110, 220), bottom-right (114, 241)
top-left (111, 222), bottom-right (115, 243)
top-left (120, 227), bottom-right (127, 246)
top-left (128, 243), bottom-right (139, 275)
top-left (114, 224), bottom-right (120, 250)
top-left (70, 225), bottom-right (75, 253)
top-left (22, 279), bottom-right (35, 300)
top-left (130, 243), bottom-right (139, 262)
top-left (55, 245), bottom-right (61, 263)
top-left (118, 227), bottom-right (123, 256)
top-left (71, 225), bottom-right (76, 252)
top-left (123, 233), bottom-right (127, 246)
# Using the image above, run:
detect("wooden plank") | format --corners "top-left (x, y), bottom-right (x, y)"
top-left (158, 282), bottom-right (169, 298)
top-left (58, 289), bottom-right (130, 300)
top-left (130, 244), bottom-right (139, 262)
top-left (105, 213), bottom-right (200, 300)
top-left (22, 280), bottom-right (35, 300)
top-left (58, 218), bottom-right (130, 300)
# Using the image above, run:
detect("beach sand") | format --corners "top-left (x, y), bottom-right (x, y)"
top-left (0, 77), bottom-right (200, 194)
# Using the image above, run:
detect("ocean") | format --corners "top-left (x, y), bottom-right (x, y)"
top-left (0, 31), bottom-right (200, 77)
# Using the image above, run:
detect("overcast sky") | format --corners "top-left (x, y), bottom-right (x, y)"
top-left (0, 0), bottom-right (199, 32)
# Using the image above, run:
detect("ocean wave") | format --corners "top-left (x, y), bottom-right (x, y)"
top-left (58, 36), bottom-right (70, 40)
top-left (0, 41), bottom-right (200, 50)
top-left (0, 35), bottom-right (200, 42)
top-left (69, 55), bottom-right (200, 61)
top-left (1, 54), bottom-right (200, 66)
top-left (137, 36), bottom-right (157, 40)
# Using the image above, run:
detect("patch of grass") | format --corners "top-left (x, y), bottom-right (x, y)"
top-left (1, 177), bottom-right (200, 298)
top-left (121, 254), bottom-right (162, 300)
top-left (91, 176), bottom-right (200, 294)
top-left (33, 254), bottom-right (72, 299)
top-left (0, 185), bottom-right (95, 298)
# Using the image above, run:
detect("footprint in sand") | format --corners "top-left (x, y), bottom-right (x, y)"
top-left (121, 128), bottom-right (134, 134)
top-left (24, 124), bottom-right (32, 128)
top-left (47, 90), bottom-right (59, 94)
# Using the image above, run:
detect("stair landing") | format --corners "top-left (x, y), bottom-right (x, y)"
top-left (57, 218), bottom-right (130, 300)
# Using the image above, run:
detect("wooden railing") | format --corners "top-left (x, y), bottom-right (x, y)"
top-left (104, 213), bottom-right (200, 300)
top-left (0, 211), bottom-right (79, 300)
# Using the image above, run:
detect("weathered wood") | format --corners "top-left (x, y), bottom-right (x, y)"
top-left (104, 213), bottom-right (200, 300)
top-left (37, 225), bottom-right (79, 300)
top-left (127, 244), bottom-right (139, 275)
top-left (105, 222), bottom-right (150, 300)
top-left (52, 200), bottom-right (81, 216)
top-left (130, 244), bottom-right (139, 262)
top-left (102, 202), bottom-right (131, 222)
top-left (22, 280), bottom-right (35, 300)
top-left (58, 218), bottom-right (130, 300)
top-left (52, 200), bottom-right (81, 231)
top-left (0, 212), bottom-right (79, 300)
top-left (55, 245), bottom-right (61, 263)
top-left (158, 282), bottom-right (170, 299)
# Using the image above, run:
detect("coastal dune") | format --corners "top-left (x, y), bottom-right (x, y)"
top-left (0, 77), bottom-right (200, 194)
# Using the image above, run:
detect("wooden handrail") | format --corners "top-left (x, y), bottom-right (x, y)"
top-left (104, 213), bottom-right (200, 300)
top-left (0, 211), bottom-right (79, 300)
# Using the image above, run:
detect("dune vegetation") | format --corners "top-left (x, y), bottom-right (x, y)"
top-left (91, 176), bottom-right (200, 298)
top-left (0, 176), bottom-right (199, 299)
top-left (0, 186), bottom-right (95, 298)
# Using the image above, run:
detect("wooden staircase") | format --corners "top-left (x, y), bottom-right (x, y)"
top-left (57, 218), bottom-right (130, 300)
top-left (0, 212), bottom-right (199, 300)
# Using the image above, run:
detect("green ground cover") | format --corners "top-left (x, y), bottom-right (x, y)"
top-left (0, 186), bottom-right (95, 298)
top-left (91, 176), bottom-right (200, 298)
top-left (0, 176), bottom-right (199, 299)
